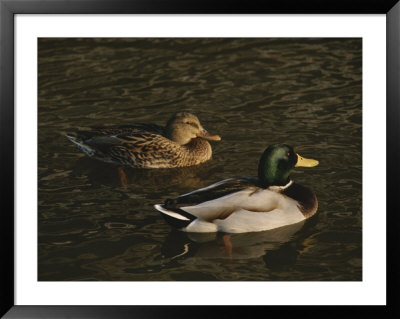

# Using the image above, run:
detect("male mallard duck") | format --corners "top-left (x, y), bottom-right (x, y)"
top-left (154, 144), bottom-right (319, 233)
top-left (66, 112), bottom-right (221, 168)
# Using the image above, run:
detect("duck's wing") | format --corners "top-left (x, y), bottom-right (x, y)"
top-left (68, 123), bottom-right (165, 141)
top-left (156, 177), bottom-right (274, 229)
top-left (165, 177), bottom-right (261, 208)
top-left (77, 131), bottom-right (181, 166)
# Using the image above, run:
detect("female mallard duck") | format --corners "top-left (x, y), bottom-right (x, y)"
top-left (154, 144), bottom-right (319, 233)
top-left (66, 112), bottom-right (221, 168)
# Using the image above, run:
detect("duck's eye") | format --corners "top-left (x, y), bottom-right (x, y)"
top-left (186, 122), bottom-right (199, 128)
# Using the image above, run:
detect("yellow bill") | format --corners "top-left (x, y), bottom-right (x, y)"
top-left (295, 153), bottom-right (319, 167)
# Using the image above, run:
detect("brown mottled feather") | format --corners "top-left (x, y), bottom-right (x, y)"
top-left (67, 122), bottom-right (214, 168)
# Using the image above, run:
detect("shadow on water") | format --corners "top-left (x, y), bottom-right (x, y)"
top-left (71, 156), bottom-right (220, 192)
top-left (159, 214), bottom-right (321, 276)
top-left (161, 220), bottom-right (308, 260)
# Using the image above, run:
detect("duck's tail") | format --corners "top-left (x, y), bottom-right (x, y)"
top-left (66, 134), bottom-right (96, 157)
top-left (154, 204), bottom-right (197, 229)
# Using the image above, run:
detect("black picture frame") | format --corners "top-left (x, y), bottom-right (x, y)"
top-left (1, 0), bottom-right (399, 318)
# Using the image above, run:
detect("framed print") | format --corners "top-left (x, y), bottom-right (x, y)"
top-left (1, 0), bottom-right (399, 318)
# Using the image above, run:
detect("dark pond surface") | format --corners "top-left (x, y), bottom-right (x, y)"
top-left (38, 38), bottom-right (362, 281)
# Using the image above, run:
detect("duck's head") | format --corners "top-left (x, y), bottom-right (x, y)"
top-left (165, 112), bottom-right (221, 145)
top-left (258, 144), bottom-right (319, 187)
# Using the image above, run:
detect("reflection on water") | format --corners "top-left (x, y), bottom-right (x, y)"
top-left (38, 38), bottom-right (362, 281)
top-left (162, 221), bottom-right (305, 260)
top-left (71, 157), bottom-right (216, 191)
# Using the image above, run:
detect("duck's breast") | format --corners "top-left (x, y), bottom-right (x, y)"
top-left (180, 138), bottom-right (212, 166)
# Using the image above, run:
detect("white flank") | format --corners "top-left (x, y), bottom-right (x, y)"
top-left (178, 187), bottom-right (306, 233)
top-left (215, 209), bottom-right (305, 233)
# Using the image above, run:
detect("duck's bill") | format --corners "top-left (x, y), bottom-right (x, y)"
top-left (295, 153), bottom-right (319, 167)
top-left (197, 130), bottom-right (221, 141)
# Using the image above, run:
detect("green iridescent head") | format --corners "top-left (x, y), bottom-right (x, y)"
top-left (257, 144), bottom-right (319, 187)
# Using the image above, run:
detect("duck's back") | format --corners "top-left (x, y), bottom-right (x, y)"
top-left (69, 123), bottom-right (165, 140)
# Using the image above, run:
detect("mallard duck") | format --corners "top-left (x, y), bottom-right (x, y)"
top-left (154, 144), bottom-right (319, 233)
top-left (66, 112), bottom-right (221, 168)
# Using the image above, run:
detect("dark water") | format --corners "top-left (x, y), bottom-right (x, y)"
top-left (38, 38), bottom-right (362, 281)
